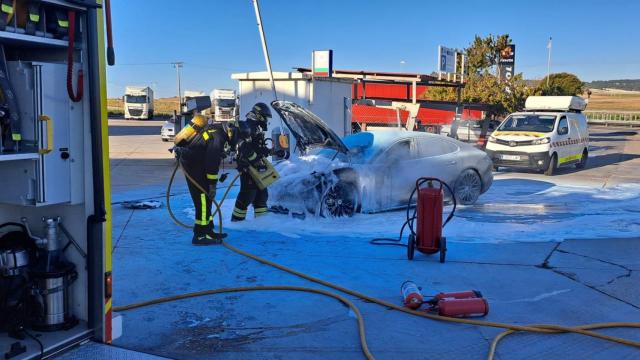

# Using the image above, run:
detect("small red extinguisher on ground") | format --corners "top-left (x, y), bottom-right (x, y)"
top-left (401, 281), bottom-right (424, 310)
top-left (432, 289), bottom-right (489, 318)
top-left (437, 298), bottom-right (489, 318)
top-left (400, 282), bottom-right (489, 318)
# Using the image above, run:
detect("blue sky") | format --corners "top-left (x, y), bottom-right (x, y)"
top-left (108, 0), bottom-right (639, 98)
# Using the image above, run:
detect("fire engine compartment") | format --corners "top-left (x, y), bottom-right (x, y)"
top-left (0, 1), bottom-right (102, 358)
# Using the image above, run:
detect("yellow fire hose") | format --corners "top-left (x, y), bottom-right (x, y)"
top-left (117, 160), bottom-right (640, 360)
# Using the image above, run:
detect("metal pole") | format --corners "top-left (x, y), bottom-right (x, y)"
top-left (172, 62), bottom-right (183, 112)
top-left (252, 0), bottom-right (277, 101)
top-left (547, 37), bottom-right (552, 86)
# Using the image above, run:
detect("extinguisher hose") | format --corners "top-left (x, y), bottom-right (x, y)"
top-left (66, 10), bottom-right (84, 102)
top-left (370, 178), bottom-right (456, 247)
top-left (119, 172), bottom-right (640, 360)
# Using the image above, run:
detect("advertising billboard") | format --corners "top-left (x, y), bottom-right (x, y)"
top-left (312, 50), bottom-right (333, 77)
top-left (498, 44), bottom-right (516, 81)
top-left (438, 46), bottom-right (456, 74)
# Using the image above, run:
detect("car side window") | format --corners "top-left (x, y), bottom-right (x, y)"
top-left (557, 116), bottom-right (569, 135)
top-left (382, 140), bottom-right (411, 163)
top-left (418, 137), bottom-right (458, 157)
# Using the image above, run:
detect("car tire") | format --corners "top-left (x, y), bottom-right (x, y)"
top-left (454, 169), bottom-right (482, 205)
top-left (162, 138), bottom-right (168, 142)
top-left (320, 181), bottom-right (359, 218)
top-left (575, 149), bottom-right (588, 169)
top-left (545, 153), bottom-right (558, 176)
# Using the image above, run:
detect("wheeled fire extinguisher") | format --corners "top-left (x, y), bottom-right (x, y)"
top-left (406, 178), bottom-right (456, 263)
top-left (401, 281), bottom-right (489, 318)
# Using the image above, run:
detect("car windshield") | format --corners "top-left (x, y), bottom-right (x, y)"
top-left (498, 114), bottom-right (557, 133)
top-left (125, 95), bottom-right (148, 104)
top-left (217, 99), bottom-right (235, 108)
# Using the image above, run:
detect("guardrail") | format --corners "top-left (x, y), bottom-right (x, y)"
top-left (585, 111), bottom-right (640, 127)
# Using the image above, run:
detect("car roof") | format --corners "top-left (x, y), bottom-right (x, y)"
top-left (367, 130), bottom-right (440, 148)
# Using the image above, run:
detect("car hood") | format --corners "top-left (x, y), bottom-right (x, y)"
top-left (271, 100), bottom-right (349, 154)
top-left (492, 130), bottom-right (549, 139)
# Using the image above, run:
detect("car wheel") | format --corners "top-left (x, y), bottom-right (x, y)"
top-left (454, 169), bottom-right (482, 205)
top-left (545, 153), bottom-right (558, 176)
top-left (162, 138), bottom-right (168, 142)
top-left (320, 181), bottom-right (359, 218)
top-left (575, 149), bottom-right (588, 169)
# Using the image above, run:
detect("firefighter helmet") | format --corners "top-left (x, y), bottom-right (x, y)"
top-left (246, 103), bottom-right (271, 124)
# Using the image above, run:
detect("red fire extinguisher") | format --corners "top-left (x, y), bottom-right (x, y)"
top-left (433, 290), bottom-right (483, 301)
top-left (401, 281), bottom-right (424, 310)
top-left (401, 282), bottom-right (489, 318)
top-left (437, 297), bottom-right (489, 318)
top-left (407, 178), bottom-right (456, 263)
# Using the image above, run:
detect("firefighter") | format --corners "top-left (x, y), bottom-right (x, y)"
top-left (174, 114), bottom-right (229, 245)
top-left (231, 103), bottom-right (272, 221)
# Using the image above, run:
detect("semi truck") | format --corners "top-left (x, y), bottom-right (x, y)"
top-left (124, 86), bottom-right (154, 120)
top-left (211, 89), bottom-right (238, 121)
top-left (0, 1), bottom-right (119, 358)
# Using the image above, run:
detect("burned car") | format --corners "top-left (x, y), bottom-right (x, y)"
top-left (269, 101), bottom-right (494, 217)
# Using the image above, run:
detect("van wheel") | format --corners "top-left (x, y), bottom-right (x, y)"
top-left (575, 149), bottom-right (588, 169)
top-left (545, 154), bottom-right (557, 176)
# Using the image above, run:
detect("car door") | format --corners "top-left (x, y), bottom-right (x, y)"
top-left (415, 136), bottom-right (462, 192)
top-left (554, 116), bottom-right (571, 165)
top-left (378, 139), bottom-right (415, 207)
top-left (568, 115), bottom-right (583, 159)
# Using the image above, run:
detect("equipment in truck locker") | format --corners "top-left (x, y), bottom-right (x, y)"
top-left (0, 61), bottom-right (83, 206)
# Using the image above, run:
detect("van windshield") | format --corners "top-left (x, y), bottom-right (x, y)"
top-left (498, 114), bottom-right (557, 133)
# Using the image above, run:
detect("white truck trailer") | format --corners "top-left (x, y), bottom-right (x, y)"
top-left (211, 89), bottom-right (238, 121)
top-left (124, 86), bottom-right (154, 120)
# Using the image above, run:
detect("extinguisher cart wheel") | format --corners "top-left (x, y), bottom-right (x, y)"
top-left (439, 237), bottom-right (447, 263)
top-left (407, 234), bottom-right (416, 260)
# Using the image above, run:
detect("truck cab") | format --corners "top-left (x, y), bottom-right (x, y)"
top-left (485, 96), bottom-right (589, 176)
top-left (211, 89), bottom-right (238, 121)
top-left (124, 86), bottom-right (154, 120)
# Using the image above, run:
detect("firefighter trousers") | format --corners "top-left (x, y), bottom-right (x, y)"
top-left (185, 170), bottom-right (213, 235)
top-left (232, 172), bottom-right (268, 221)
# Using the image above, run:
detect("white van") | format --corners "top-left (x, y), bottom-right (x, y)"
top-left (486, 96), bottom-right (589, 175)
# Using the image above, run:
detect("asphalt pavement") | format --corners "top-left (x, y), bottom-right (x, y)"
top-left (105, 121), bottom-right (640, 360)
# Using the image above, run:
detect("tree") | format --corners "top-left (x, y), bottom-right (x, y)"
top-left (538, 73), bottom-right (584, 96)
top-left (465, 34), bottom-right (511, 75)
